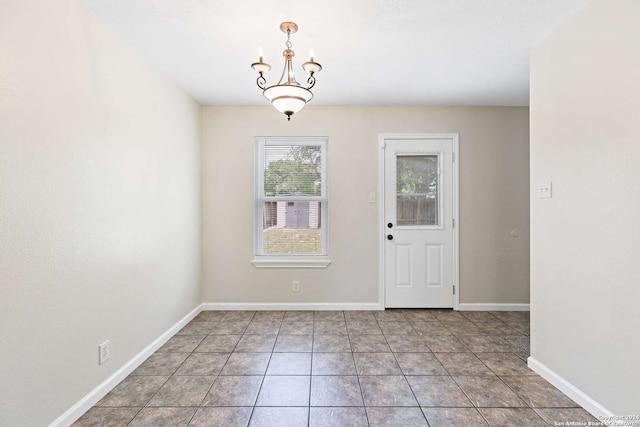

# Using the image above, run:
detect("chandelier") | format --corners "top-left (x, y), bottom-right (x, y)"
top-left (251, 22), bottom-right (322, 121)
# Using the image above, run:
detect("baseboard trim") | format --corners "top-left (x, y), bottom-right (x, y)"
top-left (458, 303), bottom-right (530, 311)
top-left (49, 304), bottom-right (203, 427)
top-left (527, 356), bottom-right (613, 419)
top-left (202, 302), bottom-right (527, 312)
top-left (202, 302), bottom-right (384, 311)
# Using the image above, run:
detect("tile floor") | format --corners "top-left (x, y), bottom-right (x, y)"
top-left (74, 310), bottom-right (600, 426)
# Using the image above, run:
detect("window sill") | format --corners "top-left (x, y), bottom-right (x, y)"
top-left (251, 257), bottom-right (331, 269)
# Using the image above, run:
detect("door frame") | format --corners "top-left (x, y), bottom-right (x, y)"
top-left (378, 133), bottom-right (460, 310)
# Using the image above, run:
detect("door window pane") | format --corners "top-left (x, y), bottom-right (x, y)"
top-left (396, 155), bottom-right (438, 226)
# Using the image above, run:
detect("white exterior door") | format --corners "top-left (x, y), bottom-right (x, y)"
top-left (382, 135), bottom-right (458, 308)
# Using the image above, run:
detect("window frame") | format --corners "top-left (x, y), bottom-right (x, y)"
top-left (252, 136), bottom-right (330, 269)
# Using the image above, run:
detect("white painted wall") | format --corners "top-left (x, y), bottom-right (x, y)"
top-left (202, 106), bottom-right (529, 306)
top-left (0, 1), bottom-right (201, 426)
top-left (530, 0), bottom-right (640, 414)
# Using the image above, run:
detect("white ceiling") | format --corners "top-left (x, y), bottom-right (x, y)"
top-left (82, 0), bottom-right (591, 106)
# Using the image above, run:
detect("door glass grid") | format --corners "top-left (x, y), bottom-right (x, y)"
top-left (396, 155), bottom-right (438, 226)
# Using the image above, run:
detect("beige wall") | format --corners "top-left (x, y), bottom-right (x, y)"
top-left (202, 106), bottom-right (529, 306)
top-left (530, 0), bottom-right (640, 414)
top-left (0, 1), bottom-right (201, 426)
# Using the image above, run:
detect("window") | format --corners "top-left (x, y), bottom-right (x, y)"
top-left (253, 137), bottom-right (329, 268)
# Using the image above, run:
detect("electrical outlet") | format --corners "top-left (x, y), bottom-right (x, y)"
top-left (537, 181), bottom-right (552, 198)
top-left (99, 340), bottom-right (111, 365)
top-left (292, 281), bottom-right (300, 293)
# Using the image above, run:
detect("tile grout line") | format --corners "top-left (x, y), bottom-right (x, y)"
top-left (392, 312), bottom-right (431, 425)
top-left (186, 316), bottom-right (223, 426)
top-left (346, 314), bottom-right (371, 427)
top-left (307, 315), bottom-right (314, 427)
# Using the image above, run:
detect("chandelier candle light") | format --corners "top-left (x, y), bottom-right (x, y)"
top-left (251, 22), bottom-right (322, 121)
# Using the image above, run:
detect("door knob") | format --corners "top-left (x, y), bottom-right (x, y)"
top-left (387, 222), bottom-right (393, 228)
top-left (387, 235), bottom-right (393, 240)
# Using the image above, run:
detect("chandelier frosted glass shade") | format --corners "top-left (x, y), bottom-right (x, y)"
top-left (251, 22), bottom-right (321, 121)
top-left (264, 85), bottom-right (313, 116)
